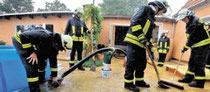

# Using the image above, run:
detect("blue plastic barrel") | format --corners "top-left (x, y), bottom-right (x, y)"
top-left (0, 45), bottom-right (50, 92)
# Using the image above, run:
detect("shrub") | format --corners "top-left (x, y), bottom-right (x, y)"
top-left (0, 40), bottom-right (6, 45)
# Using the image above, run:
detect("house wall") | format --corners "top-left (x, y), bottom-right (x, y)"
top-left (0, 15), bottom-right (71, 45)
top-left (100, 18), bottom-right (175, 61)
top-left (99, 18), bottom-right (130, 46)
top-left (0, 14), bottom-right (176, 62)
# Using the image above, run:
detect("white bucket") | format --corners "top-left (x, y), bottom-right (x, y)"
top-left (101, 68), bottom-right (111, 78)
top-left (103, 63), bottom-right (111, 70)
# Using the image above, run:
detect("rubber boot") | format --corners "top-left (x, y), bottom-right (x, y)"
top-left (157, 64), bottom-right (163, 67)
top-left (124, 83), bottom-right (140, 92)
top-left (78, 65), bottom-right (85, 71)
top-left (189, 80), bottom-right (205, 88)
top-left (38, 72), bottom-right (46, 84)
top-left (69, 64), bottom-right (74, 68)
top-left (178, 74), bottom-right (194, 83)
top-left (135, 81), bottom-right (150, 88)
top-left (31, 88), bottom-right (41, 92)
top-left (30, 83), bottom-right (41, 92)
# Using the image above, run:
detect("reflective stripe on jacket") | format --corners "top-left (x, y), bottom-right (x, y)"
top-left (157, 37), bottom-right (170, 53)
top-left (64, 17), bottom-right (88, 42)
top-left (124, 5), bottom-right (156, 48)
top-left (185, 17), bottom-right (210, 48)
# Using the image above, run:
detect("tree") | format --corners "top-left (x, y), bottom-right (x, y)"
top-left (0, 0), bottom-right (34, 14)
top-left (83, 5), bottom-right (103, 53)
top-left (99, 0), bottom-right (148, 16)
top-left (37, 0), bottom-right (69, 12)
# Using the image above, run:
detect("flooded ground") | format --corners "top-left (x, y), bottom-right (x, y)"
top-left (39, 58), bottom-right (209, 92)
top-left (36, 51), bottom-right (210, 92)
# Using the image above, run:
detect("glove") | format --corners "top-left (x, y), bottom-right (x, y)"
top-left (47, 77), bottom-right (60, 88)
top-left (181, 47), bottom-right (188, 53)
top-left (139, 35), bottom-right (147, 46)
top-left (51, 81), bottom-right (60, 88)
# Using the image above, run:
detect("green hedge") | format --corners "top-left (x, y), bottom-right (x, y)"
top-left (0, 40), bottom-right (6, 45)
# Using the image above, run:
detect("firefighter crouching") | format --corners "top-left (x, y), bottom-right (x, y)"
top-left (123, 0), bottom-right (170, 91)
top-left (12, 27), bottom-right (72, 92)
top-left (177, 9), bottom-right (210, 88)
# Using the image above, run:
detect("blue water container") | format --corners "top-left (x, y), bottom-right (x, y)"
top-left (0, 45), bottom-right (50, 92)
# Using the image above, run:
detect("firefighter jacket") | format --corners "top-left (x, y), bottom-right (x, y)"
top-left (15, 27), bottom-right (60, 57)
top-left (64, 17), bottom-right (89, 42)
top-left (184, 16), bottom-right (210, 49)
top-left (124, 5), bottom-right (156, 48)
top-left (157, 37), bottom-right (170, 54)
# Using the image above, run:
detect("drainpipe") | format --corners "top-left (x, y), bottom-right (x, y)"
top-left (171, 22), bottom-right (175, 39)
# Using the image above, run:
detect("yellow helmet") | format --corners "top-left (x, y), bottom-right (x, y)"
top-left (61, 34), bottom-right (73, 50)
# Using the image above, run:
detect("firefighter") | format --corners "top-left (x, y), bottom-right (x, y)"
top-left (205, 22), bottom-right (210, 70)
top-left (12, 27), bottom-right (72, 92)
top-left (177, 9), bottom-right (210, 88)
top-left (123, 0), bottom-right (170, 91)
top-left (157, 32), bottom-right (170, 67)
top-left (64, 8), bottom-right (91, 71)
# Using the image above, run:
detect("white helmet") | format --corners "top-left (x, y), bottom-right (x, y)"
top-left (205, 21), bottom-right (210, 26)
top-left (75, 7), bottom-right (84, 14)
top-left (61, 34), bottom-right (73, 50)
top-left (176, 9), bottom-right (194, 20)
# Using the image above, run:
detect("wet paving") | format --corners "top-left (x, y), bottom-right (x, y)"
top-left (36, 56), bottom-right (210, 92)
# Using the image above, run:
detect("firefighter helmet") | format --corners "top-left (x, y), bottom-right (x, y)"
top-left (205, 21), bottom-right (210, 26)
top-left (148, 0), bottom-right (169, 13)
top-left (177, 9), bottom-right (194, 20)
top-left (75, 8), bottom-right (84, 14)
top-left (61, 34), bottom-right (73, 50)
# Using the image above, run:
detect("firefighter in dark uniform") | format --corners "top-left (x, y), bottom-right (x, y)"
top-left (123, 0), bottom-right (170, 91)
top-left (157, 32), bottom-right (170, 67)
top-left (177, 9), bottom-right (210, 88)
top-left (12, 27), bottom-right (72, 92)
top-left (64, 8), bottom-right (90, 71)
top-left (205, 22), bottom-right (210, 70)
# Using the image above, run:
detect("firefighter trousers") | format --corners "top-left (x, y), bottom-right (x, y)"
top-left (185, 46), bottom-right (209, 83)
top-left (69, 41), bottom-right (83, 67)
top-left (206, 47), bottom-right (210, 69)
top-left (124, 44), bottom-right (147, 86)
top-left (12, 37), bottom-right (40, 92)
top-left (38, 54), bottom-right (58, 82)
top-left (158, 53), bottom-right (167, 65)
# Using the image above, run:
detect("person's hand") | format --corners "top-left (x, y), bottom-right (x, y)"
top-left (53, 77), bottom-right (58, 81)
top-left (181, 47), bottom-right (188, 53)
top-left (89, 27), bottom-right (94, 33)
top-left (51, 77), bottom-right (60, 88)
top-left (27, 52), bottom-right (38, 65)
top-left (139, 37), bottom-right (147, 46)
